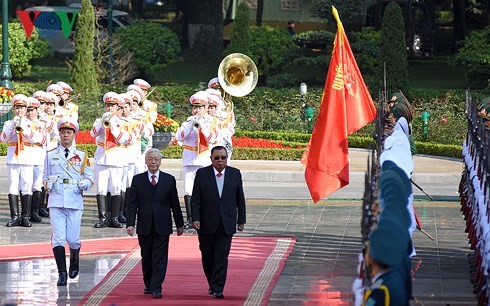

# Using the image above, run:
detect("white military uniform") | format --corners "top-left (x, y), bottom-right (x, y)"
top-left (44, 144), bottom-right (94, 249)
top-left (177, 113), bottom-right (217, 195)
top-left (91, 110), bottom-right (132, 195)
top-left (1, 114), bottom-right (44, 195)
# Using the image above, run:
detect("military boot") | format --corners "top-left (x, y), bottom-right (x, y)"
top-left (53, 246), bottom-right (67, 286)
top-left (183, 195), bottom-right (192, 229)
top-left (107, 195), bottom-right (123, 228)
top-left (68, 248), bottom-right (80, 279)
top-left (94, 194), bottom-right (107, 228)
top-left (39, 187), bottom-right (49, 217)
top-left (30, 191), bottom-right (42, 222)
top-left (6, 194), bottom-right (20, 227)
top-left (118, 190), bottom-right (126, 223)
top-left (20, 194), bottom-right (32, 227)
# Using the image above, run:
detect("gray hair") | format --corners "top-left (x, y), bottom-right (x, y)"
top-left (145, 148), bottom-right (163, 159)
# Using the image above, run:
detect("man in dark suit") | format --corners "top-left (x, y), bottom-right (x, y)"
top-left (191, 145), bottom-right (246, 299)
top-left (126, 148), bottom-right (184, 299)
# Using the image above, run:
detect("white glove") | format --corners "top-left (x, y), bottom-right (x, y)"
top-left (45, 179), bottom-right (53, 191)
top-left (352, 278), bottom-right (364, 306)
top-left (78, 179), bottom-right (91, 191)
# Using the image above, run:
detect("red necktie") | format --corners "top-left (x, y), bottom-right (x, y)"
top-left (151, 175), bottom-right (157, 185)
top-left (216, 172), bottom-right (222, 177)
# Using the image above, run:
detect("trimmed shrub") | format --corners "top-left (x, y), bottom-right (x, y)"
top-left (0, 21), bottom-right (51, 78)
top-left (248, 25), bottom-right (298, 80)
top-left (379, 2), bottom-right (410, 95)
top-left (114, 20), bottom-right (182, 78)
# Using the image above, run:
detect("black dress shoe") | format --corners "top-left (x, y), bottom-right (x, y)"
top-left (153, 289), bottom-right (162, 298)
top-left (208, 288), bottom-right (214, 295)
top-left (214, 292), bottom-right (224, 299)
top-left (144, 288), bottom-right (152, 294)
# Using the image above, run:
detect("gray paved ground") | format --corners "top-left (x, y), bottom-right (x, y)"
top-left (0, 150), bottom-right (477, 305)
top-left (0, 200), bottom-right (477, 305)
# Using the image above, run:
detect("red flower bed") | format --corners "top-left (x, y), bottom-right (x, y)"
top-left (76, 131), bottom-right (93, 144)
top-left (233, 136), bottom-right (291, 149)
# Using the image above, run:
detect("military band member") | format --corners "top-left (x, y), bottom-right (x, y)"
top-left (207, 79), bottom-right (236, 163)
top-left (1, 94), bottom-right (45, 227)
top-left (133, 78), bottom-right (158, 124)
top-left (118, 92), bottom-right (138, 223)
top-left (127, 90), bottom-right (153, 174)
top-left (56, 81), bottom-right (79, 121)
top-left (176, 91), bottom-right (217, 228)
top-left (46, 84), bottom-right (65, 120)
top-left (25, 97), bottom-right (48, 223)
top-left (43, 118), bottom-right (94, 286)
top-left (91, 92), bottom-right (132, 228)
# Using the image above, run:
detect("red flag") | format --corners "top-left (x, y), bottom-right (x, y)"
top-left (197, 129), bottom-right (210, 157)
top-left (301, 6), bottom-right (376, 203)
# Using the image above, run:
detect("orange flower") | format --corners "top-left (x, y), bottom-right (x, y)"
top-left (154, 113), bottom-right (179, 132)
top-left (0, 87), bottom-right (14, 103)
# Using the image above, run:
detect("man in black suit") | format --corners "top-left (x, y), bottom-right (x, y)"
top-left (191, 145), bottom-right (246, 299)
top-left (126, 148), bottom-right (184, 299)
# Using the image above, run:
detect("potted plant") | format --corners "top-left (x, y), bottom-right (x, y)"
top-left (152, 113), bottom-right (179, 149)
top-left (0, 87), bottom-right (15, 116)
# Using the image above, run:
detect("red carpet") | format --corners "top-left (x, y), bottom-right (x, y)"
top-left (80, 235), bottom-right (295, 305)
top-left (0, 236), bottom-right (140, 262)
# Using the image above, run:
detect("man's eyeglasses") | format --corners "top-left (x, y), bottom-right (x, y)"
top-left (213, 156), bottom-right (227, 160)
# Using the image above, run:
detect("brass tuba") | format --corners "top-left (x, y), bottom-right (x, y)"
top-left (218, 53), bottom-right (258, 98)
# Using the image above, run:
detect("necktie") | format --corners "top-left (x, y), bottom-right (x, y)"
top-left (216, 172), bottom-right (222, 177)
top-left (64, 148), bottom-right (69, 158)
top-left (151, 175), bottom-right (157, 186)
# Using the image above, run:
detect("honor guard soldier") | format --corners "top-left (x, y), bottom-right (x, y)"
top-left (1, 94), bottom-right (45, 227)
top-left (43, 117), bottom-right (94, 286)
top-left (176, 91), bottom-right (218, 228)
top-left (133, 78), bottom-right (157, 123)
top-left (56, 81), bottom-right (79, 121)
top-left (91, 92), bottom-right (132, 228)
top-left (33, 90), bottom-right (48, 120)
top-left (25, 97), bottom-right (48, 223)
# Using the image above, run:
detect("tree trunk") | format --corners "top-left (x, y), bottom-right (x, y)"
top-left (184, 0), bottom-right (223, 61)
top-left (452, 0), bottom-right (466, 51)
top-left (256, 0), bottom-right (264, 26)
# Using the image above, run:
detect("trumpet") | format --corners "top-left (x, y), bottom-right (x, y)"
top-left (187, 115), bottom-right (200, 129)
top-left (101, 113), bottom-right (112, 129)
top-left (139, 87), bottom-right (156, 107)
top-left (14, 116), bottom-right (24, 134)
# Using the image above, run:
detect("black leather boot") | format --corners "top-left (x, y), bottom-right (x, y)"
top-left (53, 246), bottom-right (67, 286)
top-left (108, 195), bottom-right (123, 228)
top-left (105, 192), bottom-right (112, 220)
top-left (30, 191), bottom-right (42, 222)
top-left (20, 194), bottom-right (32, 227)
top-left (39, 187), bottom-right (49, 217)
top-left (118, 191), bottom-right (126, 223)
top-left (94, 194), bottom-right (107, 228)
top-left (68, 248), bottom-right (80, 279)
top-left (6, 194), bottom-right (20, 227)
top-left (183, 195), bottom-right (192, 229)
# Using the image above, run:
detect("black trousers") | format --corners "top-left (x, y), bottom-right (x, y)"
top-left (198, 221), bottom-right (233, 294)
top-left (138, 226), bottom-right (169, 291)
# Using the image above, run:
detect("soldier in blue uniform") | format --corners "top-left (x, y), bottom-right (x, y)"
top-left (43, 118), bottom-right (94, 286)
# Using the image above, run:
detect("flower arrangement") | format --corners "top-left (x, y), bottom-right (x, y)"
top-left (0, 87), bottom-right (14, 103)
top-left (154, 113), bottom-right (179, 133)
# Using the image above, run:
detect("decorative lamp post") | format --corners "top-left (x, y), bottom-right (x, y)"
top-left (107, 0), bottom-right (114, 82)
top-left (0, 0), bottom-right (13, 118)
top-left (421, 111), bottom-right (430, 141)
top-left (166, 101), bottom-right (173, 118)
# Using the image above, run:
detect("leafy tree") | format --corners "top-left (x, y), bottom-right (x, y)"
top-left (379, 2), bottom-right (409, 95)
top-left (454, 26), bottom-right (490, 88)
top-left (0, 21), bottom-right (51, 78)
top-left (225, 2), bottom-right (250, 55)
top-left (69, 0), bottom-right (99, 95)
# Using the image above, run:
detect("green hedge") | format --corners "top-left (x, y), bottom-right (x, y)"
top-left (0, 134), bottom-right (460, 160)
